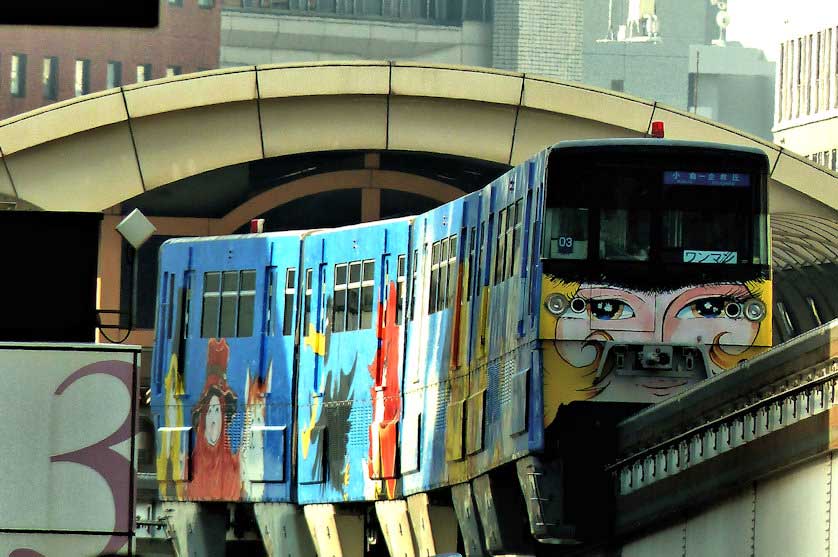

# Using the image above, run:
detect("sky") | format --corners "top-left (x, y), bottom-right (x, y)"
top-left (726, 0), bottom-right (838, 61)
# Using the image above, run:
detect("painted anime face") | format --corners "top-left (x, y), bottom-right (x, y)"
top-left (205, 395), bottom-right (222, 446)
top-left (555, 283), bottom-right (760, 347)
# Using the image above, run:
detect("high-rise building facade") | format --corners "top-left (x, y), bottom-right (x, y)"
top-left (492, 0), bottom-right (583, 81)
top-left (0, 0), bottom-right (220, 120)
top-left (773, 19), bottom-right (838, 171)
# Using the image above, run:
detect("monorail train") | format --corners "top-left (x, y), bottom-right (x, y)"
top-left (151, 139), bottom-right (771, 552)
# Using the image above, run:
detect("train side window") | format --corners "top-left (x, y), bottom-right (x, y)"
top-left (282, 268), bottom-right (295, 336)
top-left (165, 273), bottom-right (175, 339)
top-left (177, 273), bottom-right (191, 382)
top-left (201, 271), bottom-right (221, 337)
top-left (510, 198), bottom-right (523, 277)
top-left (237, 270), bottom-right (256, 337)
top-left (438, 238), bottom-right (449, 312)
top-left (360, 259), bottom-right (375, 330)
top-left (265, 267), bottom-right (276, 336)
top-left (303, 268), bottom-right (313, 335)
top-left (333, 264), bottom-right (347, 333)
top-left (495, 208), bottom-right (507, 284)
top-left (429, 242), bottom-right (440, 314)
top-left (479, 221), bottom-right (487, 287)
top-left (447, 235), bottom-right (458, 308)
top-left (219, 271), bottom-right (239, 338)
top-left (347, 261), bottom-right (362, 331)
top-left (467, 226), bottom-right (476, 301)
top-left (396, 255), bottom-right (406, 325)
top-left (183, 271), bottom-right (192, 340)
top-left (505, 202), bottom-right (516, 280)
top-left (409, 248), bottom-right (419, 321)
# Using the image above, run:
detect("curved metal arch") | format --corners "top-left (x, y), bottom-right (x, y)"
top-left (0, 61), bottom-right (833, 217)
top-left (211, 169), bottom-right (464, 235)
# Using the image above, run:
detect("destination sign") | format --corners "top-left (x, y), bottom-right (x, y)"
top-left (663, 171), bottom-right (750, 187)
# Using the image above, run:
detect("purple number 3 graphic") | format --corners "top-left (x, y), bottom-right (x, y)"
top-left (10, 360), bottom-right (136, 557)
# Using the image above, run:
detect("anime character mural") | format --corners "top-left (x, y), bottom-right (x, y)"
top-left (368, 281), bottom-right (402, 499)
top-left (187, 337), bottom-right (242, 501)
top-left (541, 275), bottom-right (772, 428)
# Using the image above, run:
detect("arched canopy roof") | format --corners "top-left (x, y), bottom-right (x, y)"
top-left (0, 61), bottom-right (835, 222)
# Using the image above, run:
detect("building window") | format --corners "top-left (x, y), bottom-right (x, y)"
top-left (611, 79), bottom-right (624, 92)
top-left (42, 56), bottom-right (57, 100)
top-left (107, 61), bottom-right (122, 89)
top-left (198, 0), bottom-right (215, 8)
top-left (74, 59), bottom-right (90, 97)
top-left (136, 64), bottom-right (152, 83)
top-left (10, 54), bottom-right (26, 97)
top-left (166, 66), bottom-right (182, 77)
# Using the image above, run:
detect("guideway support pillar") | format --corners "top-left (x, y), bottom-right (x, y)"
top-left (254, 502), bottom-right (317, 557)
top-left (405, 493), bottom-right (459, 557)
top-left (303, 503), bottom-right (365, 557)
top-left (164, 502), bottom-right (226, 557)
top-left (451, 482), bottom-right (487, 557)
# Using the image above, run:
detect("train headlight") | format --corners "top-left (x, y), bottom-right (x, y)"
top-left (724, 302), bottom-right (742, 319)
top-left (545, 293), bottom-right (569, 316)
top-left (743, 299), bottom-right (766, 322)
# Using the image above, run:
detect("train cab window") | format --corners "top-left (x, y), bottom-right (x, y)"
top-left (360, 259), bottom-right (375, 329)
top-left (282, 268), bottom-right (295, 336)
top-left (661, 210), bottom-right (746, 264)
top-left (599, 209), bottom-right (650, 261)
top-left (396, 255), bottom-right (406, 324)
top-left (237, 270), bottom-right (256, 337)
top-left (543, 207), bottom-right (588, 260)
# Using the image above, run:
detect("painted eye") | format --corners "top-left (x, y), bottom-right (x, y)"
top-left (676, 297), bottom-right (730, 319)
top-left (590, 299), bottom-right (635, 320)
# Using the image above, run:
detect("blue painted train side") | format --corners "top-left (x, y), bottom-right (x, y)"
top-left (151, 152), bottom-right (552, 505)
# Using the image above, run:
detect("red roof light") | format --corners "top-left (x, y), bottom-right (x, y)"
top-left (651, 121), bottom-right (665, 138)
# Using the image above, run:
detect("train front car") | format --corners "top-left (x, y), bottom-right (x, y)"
top-left (534, 139), bottom-right (771, 542)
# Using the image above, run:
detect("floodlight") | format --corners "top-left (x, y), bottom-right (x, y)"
top-left (116, 209), bottom-right (156, 250)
